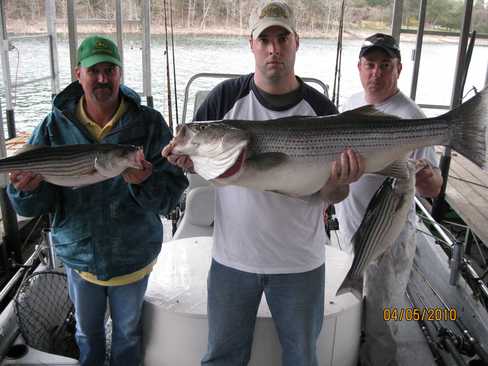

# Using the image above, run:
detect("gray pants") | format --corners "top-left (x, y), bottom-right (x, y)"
top-left (360, 223), bottom-right (416, 366)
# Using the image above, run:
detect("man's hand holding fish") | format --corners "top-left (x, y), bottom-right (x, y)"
top-left (122, 159), bottom-right (152, 184)
top-left (10, 171), bottom-right (43, 192)
top-left (162, 140), bottom-right (195, 173)
top-left (319, 148), bottom-right (366, 203)
top-left (414, 158), bottom-right (442, 197)
top-left (121, 148), bottom-right (153, 184)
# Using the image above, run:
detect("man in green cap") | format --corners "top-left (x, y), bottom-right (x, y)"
top-left (7, 35), bottom-right (188, 366)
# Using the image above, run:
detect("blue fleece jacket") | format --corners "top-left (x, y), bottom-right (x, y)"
top-left (7, 81), bottom-right (188, 280)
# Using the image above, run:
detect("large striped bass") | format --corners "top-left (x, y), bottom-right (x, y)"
top-left (0, 144), bottom-right (143, 187)
top-left (163, 87), bottom-right (487, 197)
top-left (335, 160), bottom-right (416, 299)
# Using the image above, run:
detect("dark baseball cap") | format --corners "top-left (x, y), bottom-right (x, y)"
top-left (359, 33), bottom-right (401, 60)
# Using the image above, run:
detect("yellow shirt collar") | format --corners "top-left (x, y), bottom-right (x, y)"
top-left (76, 96), bottom-right (128, 141)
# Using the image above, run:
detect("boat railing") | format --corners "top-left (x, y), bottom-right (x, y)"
top-left (181, 72), bottom-right (329, 124)
top-left (415, 196), bottom-right (488, 300)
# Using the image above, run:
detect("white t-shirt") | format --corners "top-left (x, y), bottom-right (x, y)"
top-left (334, 90), bottom-right (439, 252)
top-left (195, 74), bottom-right (338, 274)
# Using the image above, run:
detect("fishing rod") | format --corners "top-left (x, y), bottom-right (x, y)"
top-left (406, 287), bottom-right (448, 366)
top-left (169, 0), bottom-right (179, 126)
top-left (163, 0), bottom-right (173, 131)
top-left (162, 0), bottom-right (182, 234)
top-left (331, 0), bottom-right (345, 107)
top-left (411, 285), bottom-right (468, 366)
top-left (416, 198), bottom-right (488, 302)
top-left (412, 262), bottom-right (488, 364)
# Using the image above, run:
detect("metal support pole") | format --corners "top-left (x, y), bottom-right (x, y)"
top-left (115, 0), bottom-right (124, 82)
top-left (0, 0), bottom-right (15, 138)
top-left (410, 0), bottom-right (427, 101)
top-left (142, 0), bottom-right (153, 107)
top-left (485, 61), bottom-right (488, 87)
top-left (391, 0), bottom-right (403, 42)
top-left (0, 89), bottom-right (19, 270)
top-left (46, 0), bottom-right (60, 98)
top-left (0, 188), bottom-right (20, 267)
top-left (432, 0), bottom-right (473, 221)
top-left (0, 92), bottom-right (8, 181)
top-left (67, 0), bottom-right (78, 81)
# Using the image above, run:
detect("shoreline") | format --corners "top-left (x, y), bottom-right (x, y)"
top-left (6, 19), bottom-right (487, 46)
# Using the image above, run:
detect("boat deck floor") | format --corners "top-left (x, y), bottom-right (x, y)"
top-left (395, 295), bottom-right (437, 366)
top-left (437, 148), bottom-right (488, 245)
top-left (329, 233), bottom-right (438, 366)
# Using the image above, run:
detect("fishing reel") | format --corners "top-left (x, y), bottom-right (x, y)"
top-left (438, 327), bottom-right (477, 358)
top-left (324, 205), bottom-right (339, 233)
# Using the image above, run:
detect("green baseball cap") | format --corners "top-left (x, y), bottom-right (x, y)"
top-left (77, 35), bottom-right (122, 68)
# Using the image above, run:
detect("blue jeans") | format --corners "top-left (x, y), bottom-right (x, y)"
top-left (201, 260), bottom-right (325, 366)
top-left (65, 267), bottom-right (149, 366)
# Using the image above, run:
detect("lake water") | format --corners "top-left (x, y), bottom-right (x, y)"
top-left (1, 34), bottom-right (487, 133)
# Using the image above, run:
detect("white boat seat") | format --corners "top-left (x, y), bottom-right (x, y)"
top-left (173, 186), bottom-right (215, 240)
top-left (194, 90), bottom-right (210, 114)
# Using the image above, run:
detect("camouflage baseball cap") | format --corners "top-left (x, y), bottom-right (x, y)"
top-left (249, 1), bottom-right (296, 38)
top-left (77, 35), bottom-right (122, 68)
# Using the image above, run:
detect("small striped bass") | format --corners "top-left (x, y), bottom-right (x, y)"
top-left (164, 87), bottom-right (488, 197)
top-left (335, 161), bottom-right (416, 299)
top-left (0, 144), bottom-right (143, 187)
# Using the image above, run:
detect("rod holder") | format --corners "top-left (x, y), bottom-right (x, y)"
top-left (450, 240), bottom-right (464, 286)
top-left (41, 228), bottom-right (57, 270)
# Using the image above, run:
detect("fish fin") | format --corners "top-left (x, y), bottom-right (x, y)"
top-left (341, 105), bottom-right (402, 120)
top-left (247, 152), bottom-right (288, 171)
top-left (336, 275), bottom-right (363, 300)
top-left (445, 87), bottom-right (488, 169)
top-left (375, 160), bottom-right (410, 179)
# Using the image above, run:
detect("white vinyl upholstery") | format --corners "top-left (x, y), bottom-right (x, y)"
top-left (173, 185), bottom-right (215, 240)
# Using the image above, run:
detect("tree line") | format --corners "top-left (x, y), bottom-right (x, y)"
top-left (4, 0), bottom-right (488, 35)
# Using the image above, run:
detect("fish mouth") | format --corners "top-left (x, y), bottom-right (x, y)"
top-left (216, 149), bottom-right (246, 179)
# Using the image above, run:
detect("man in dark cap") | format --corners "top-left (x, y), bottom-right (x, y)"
top-left (334, 33), bottom-right (443, 366)
top-left (8, 35), bottom-right (188, 366)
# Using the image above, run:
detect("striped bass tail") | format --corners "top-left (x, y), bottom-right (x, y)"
top-left (445, 87), bottom-right (488, 169)
top-left (335, 277), bottom-right (363, 299)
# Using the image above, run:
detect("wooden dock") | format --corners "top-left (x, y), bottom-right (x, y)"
top-left (437, 148), bottom-right (488, 245)
top-left (5, 132), bottom-right (30, 157)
